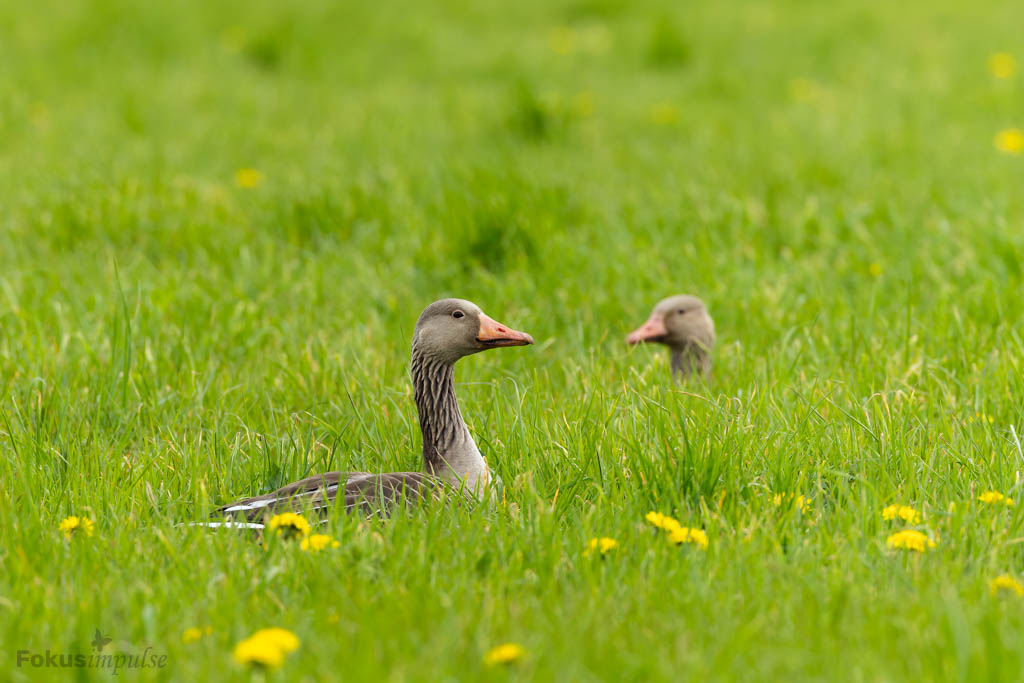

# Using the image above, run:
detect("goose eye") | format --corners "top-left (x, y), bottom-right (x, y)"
top-left (452, 310), bottom-right (465, 319)
top-left (677, 308), bottom-right (687, 315)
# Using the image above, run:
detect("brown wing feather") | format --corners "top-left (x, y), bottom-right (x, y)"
top-left (212, 471), bottom-right (444, 521)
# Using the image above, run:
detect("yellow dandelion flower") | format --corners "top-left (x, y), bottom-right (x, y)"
top-left (994, 128), bottom-right (1024, 155)
top-left (886, 529), bottom-right (936, 552)
top-left (645, 511), bottom-right (670, 529)
top-left (988, 53), bottom-right (1017, 79)
top-left (233, 637), bottom-right (285, 670)
top-left (882, 505), bottom-right (921, 524)
top-left (484, 643), bottom-right (526, 666)
top-left (583, 537), bottom-right (618, 558)
top-left (233, 627), bottom-right (300, 669)
top-left (182, 626), bottom-right (212, 644)
top-left (646, 511), bottom-right (683, 533)
top-left (990, 575), bottom-right (1024, 597)
top-left (667, 526), bottom-right (709, 550)
top-left (234, 168), bottom-right (265, 188)
top-left (300, 534), bottom-right (340, 552)
top-left (773, 493), bottom-right (811, 514)
top-left (869, 263), bottom-right (883, 277)
top-left (687, 528), bottom-right (709, 550)
top-left (267, 513), bottom-right (311, 538)
top-left (667, 527), bottom-right (690, 546)
top-left (248, 628), bottom-right (300, 654)
top-left (650, 102), bottom-right (680, 125)
top-left (58, 516), bottom-right (95, 539)
top-left (979, 491), bottom-right (1014, 506)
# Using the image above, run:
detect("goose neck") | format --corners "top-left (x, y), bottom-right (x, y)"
top-left (670, 346), bottom-right (710, 378)
top-left (410, 345), bottom-right (488, 494)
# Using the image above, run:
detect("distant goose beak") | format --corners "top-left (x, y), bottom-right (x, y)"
top-left (627, 316), bottom-right (668, 344)
top-left (476, 313), bottom-right (534, 348)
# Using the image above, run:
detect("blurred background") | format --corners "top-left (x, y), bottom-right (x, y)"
top-left (1, 0), bottom-right (1022, 385)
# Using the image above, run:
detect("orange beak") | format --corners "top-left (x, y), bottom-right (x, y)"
top-left (627, 315), bottom-right (668, 344)
top-left (476, 313), bottom-right (534, 348)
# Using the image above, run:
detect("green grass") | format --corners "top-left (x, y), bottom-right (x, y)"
top-left (3, 0), bottom-right (1024, 679)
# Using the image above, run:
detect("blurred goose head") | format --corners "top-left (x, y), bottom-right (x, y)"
top-left (627, 294), bottom-right (715, 378)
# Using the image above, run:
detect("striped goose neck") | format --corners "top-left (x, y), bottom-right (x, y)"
top-left (410, 345), bottom-right (486, 492)
top-left (670, 345), bottom-right (710, 378)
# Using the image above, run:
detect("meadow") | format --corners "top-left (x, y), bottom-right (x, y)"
top-left (2, 0), bottom-right (1024, 679)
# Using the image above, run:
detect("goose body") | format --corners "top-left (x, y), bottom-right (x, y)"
top-left (210, 299), bottom-right (533, 524)
top-left (627, 294), bottom-right (715, 378)
top-left (213, 471), bottom-right (438, 521)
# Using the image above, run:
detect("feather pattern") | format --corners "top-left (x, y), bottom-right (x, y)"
top-left (670, 343), bottom-right (711, 378)
top-left (211, 471), bottom-right (444, 521)
top-left (412, 348), bottom-right (477, 479)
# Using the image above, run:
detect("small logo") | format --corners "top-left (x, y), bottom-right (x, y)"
top-left (17, 628), bottom-right (167, 673)
top-left (90, 629), bottom-right (112, 652)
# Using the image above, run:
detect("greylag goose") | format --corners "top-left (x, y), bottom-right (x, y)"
top-left (627, 295), bottom-right (714, 378)
top-left (210, 299), bottom-right (533, 525)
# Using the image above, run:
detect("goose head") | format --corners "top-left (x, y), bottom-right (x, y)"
top-left (413, 298), bottom-right (534, 365)
top-left (627, 294), bottom-right (715, 376)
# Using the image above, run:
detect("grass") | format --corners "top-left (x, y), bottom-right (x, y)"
top-left (2, 0), bottom-right (1024, 679)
